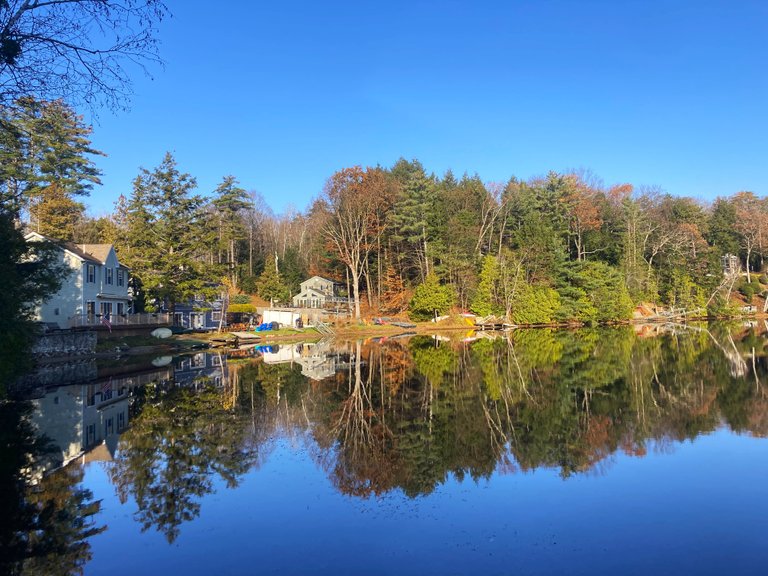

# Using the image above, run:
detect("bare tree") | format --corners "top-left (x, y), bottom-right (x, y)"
top-left (324, 166), bottom-right (390, 320)
top-left (733, 191), bottom-right (765, 283)
top-left (0, 0), bottom-right (168, 110)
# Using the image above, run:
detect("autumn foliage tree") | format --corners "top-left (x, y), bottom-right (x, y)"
top-left (380, 264), bottom-right (408, 315)
top-left (323, 166), bottom-right (392, 320)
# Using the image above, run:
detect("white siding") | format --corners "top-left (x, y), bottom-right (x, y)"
top-left (299, 276), bottom-right (334, 295)
top-left (28, 234), bottom-right (131, 328)
top-left (37, 251), bottom-right (85, 328)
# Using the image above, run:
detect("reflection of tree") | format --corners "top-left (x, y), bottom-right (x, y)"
top-left (211, 326), bottom-right (768, 499)
top-left (107, 384), bottom-right (258, 543)
top-left (308, 325), bottom-right (768, 490)
top-left (329, 341), bottom-right (396, 496)
top-left (0, 402), bottom-right (104, 576)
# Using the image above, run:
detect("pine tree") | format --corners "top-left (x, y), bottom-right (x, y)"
top-left (31, 183), bottom-right (85, 240)
top-left (255, 259), bottom-right (289, 303)
top-left (211, 175), bottom-right (249, 289)
top-left (29, 99), bottom-right (102, 189)
top-left (471, 254), bottom-right (500, 316)
top-left (124, 153), bottom-right (212, 312)
top-left (388, 160), bottom-right (435, 281)
top-left (4, 98), bottom-right (103, 238)
top-left (408, 273), bottom-right (454, 321)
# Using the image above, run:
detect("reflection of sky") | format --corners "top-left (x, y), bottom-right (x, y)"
top-left (84, 429), bottom-right (768, 576)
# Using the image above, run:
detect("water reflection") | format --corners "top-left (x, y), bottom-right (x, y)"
top-left (3, 323), bottom-right (768, 572)
top-left (0, 402), bottom-right (105, 576)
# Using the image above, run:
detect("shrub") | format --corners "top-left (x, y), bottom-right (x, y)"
top-left (738, 279), bottom-right (761, 302)
top-left (470, 255), bottom-right (501, 316)
top-left (510, 284), bottom-right (561, 324)
top-left (409, 274), bottom-right (454, 321)
top-left (227, 303), bottom-right (255, 314)
top-left (556, 261), bottom-right (633, 322)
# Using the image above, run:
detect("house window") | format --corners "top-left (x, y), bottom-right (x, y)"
top-left (117, 269), bottom-right (124, 287)
top-left (117, 412), bottom-right (125, 431)
top-left (116, 302), bottom-right (124, 315)
top-left (87, 264), bottom-right (96, 283)
top-left (86, 301), bottom-right (96, 315)
top-left (100, 302), bottom-right (112, 316)
top-left (54, 307), bottom-right (60, 316)
top-left (106, 268), bottom-right (113, 285)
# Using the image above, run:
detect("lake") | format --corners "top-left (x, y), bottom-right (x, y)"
top-left (2, 323), bottom-right (768, 575)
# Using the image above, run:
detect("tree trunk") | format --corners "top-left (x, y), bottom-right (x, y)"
top-left (364, 258), bottom-right (373, 308)
top-left (351, 267), bottom-right (361, 320)
top-left (249, 225), bottom-right (253, 276)
top-left (346, 267), bottom-right (352, 317)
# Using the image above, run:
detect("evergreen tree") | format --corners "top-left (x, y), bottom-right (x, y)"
top-left (471, 254), bottom-right (501, 316)
top-left (211, 175), bottom-right (249, 288)
top-left (31, 183), bottom-right (85, 240)
top-left (124, 153), bottom-right (212, 312)
top-left (408, 273), bottom-right (454, 320)
top-left (388, 159), bottom-right (435, 280)
top-left (255, 259), bottom-right (290, 304)
top-left (0, 98), bottom-right (102, 238)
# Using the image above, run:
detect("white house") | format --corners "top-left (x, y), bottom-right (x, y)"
top-left (25, 231), bottom-right (132, 328)
top-left (291, 275), bottom-right (340, 308)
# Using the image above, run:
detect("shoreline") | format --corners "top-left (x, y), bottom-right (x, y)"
top-left (28, 312), bottom-right (767, 365)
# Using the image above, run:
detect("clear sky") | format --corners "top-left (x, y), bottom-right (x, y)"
top-left (85, 0), bottom-right (768, 215)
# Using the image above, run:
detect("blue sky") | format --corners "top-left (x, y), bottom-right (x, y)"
top-left (85, 0), bottom-right (768, 215)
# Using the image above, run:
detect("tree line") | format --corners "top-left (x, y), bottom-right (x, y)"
top-left (2, 96), bottom-right (767, 330)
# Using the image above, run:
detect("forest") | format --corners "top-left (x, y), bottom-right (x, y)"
top-left (2, 96), bottom-right (768, 330)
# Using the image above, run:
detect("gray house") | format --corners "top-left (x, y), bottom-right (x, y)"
top-left (292, 275), bottom-right (339, 308)
top-left (25, 231), bottom-right (132, 328)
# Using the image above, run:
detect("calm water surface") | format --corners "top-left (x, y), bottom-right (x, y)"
top-left (3, 324), bottom-right (768, 575)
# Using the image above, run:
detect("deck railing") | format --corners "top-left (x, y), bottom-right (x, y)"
top-left (69, 313), bottom-right (172, 328)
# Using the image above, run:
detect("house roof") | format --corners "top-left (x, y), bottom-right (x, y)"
top-left (76, 244), bottom-right (112, 263)
top-left (24, 231), bottom-right (125, 266)
top-left (301, 275), bottom-right (334, 285)
top-left (62, 242), bottom-right (104, 264)
top-left (294, 287), bottom-right (328, 299)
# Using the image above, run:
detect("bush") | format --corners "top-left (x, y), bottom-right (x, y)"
top-left (510, 284), bottom-right (561, 324)
top-left (556, 261), bottom-right (633, 322)
top-left (227, 303), bottom-right (255, 314)
top-left (409, 274), bottom-right (454, 321)
top-left (470, 254), bottom-right (502, 316)
top-left (707, 294), bottom-right (739, 317)
top-left (738, 279), bottom-right (761, 302)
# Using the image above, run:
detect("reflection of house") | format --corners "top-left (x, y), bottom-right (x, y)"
top-left (292, 276), bottom-right (347, 308)
top-left (173, 352), bottom-right (227, 387)
top-left (30, 368), bottom-right (171, 480)
top-left (260, 341), bottom-right (342, 381)
top-left (172, 296), bottom-right (224, 330)
top-left (25, 231), bottom-right (132, 329)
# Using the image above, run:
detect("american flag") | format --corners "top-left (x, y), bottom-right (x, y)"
top-left (101, 313), bottom-right (112, 333)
